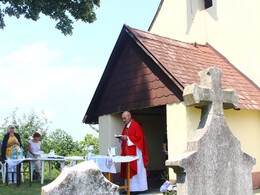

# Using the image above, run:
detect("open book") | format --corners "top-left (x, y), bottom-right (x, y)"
top-left (114, 134), bottom-right (123, 138)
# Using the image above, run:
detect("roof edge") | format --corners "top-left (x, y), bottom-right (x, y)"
top-left (125, 25), bottom-right (184, 91)
top-left (148, 0), bottom-right (164, 32)
top-left (82, 25), bottom-right (129, 124)
top-left (206, 43), bottom-right (260, 91)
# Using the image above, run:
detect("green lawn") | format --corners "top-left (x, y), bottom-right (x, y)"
top-left (0, 178), bottom-right (54, 195)
top-left (0, 162), bottom-right (61, 195)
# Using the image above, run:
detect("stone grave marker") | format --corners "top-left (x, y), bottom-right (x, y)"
top-left (166, 67), bottom-right (256, 195)
top-left (41, 160), bottom-right (119, 195)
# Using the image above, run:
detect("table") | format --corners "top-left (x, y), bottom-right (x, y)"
top-left (64, 156), bottom-right (84, 167)
top-left (5, 158), bottom-right (33, 186)
top-left (39, 156), bottom-right (84, 184)
top-left (86, 155), bottom-right (139, 195)
top-left (5, 156), bottom-right (85, 185)
top-left (37, 157), bottom-right (66, 184)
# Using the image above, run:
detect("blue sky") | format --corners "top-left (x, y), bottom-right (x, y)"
top-left (0, 1), bottom-right (161, 141)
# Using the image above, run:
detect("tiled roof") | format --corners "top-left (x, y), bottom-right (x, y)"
top-left (83, 25), bottom-right (260, 124)
top-left (129, 26), bottom-right (260, 110)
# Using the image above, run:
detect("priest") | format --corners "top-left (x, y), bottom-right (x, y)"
top-left (118, 111), bottom-right (149, 194)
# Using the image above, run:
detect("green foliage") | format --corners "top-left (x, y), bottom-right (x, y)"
top-left (0, 0), bottom-right (100, 35)
top-left (45, 129), bottom-right (75, 156)
top-left (80, 133), bottom-right (99, 154)
top-left (45, 129), bottom-right (76, 170)
top-left (43, 161), bottom-right (61, 179)
top-left (70, 140), bottom-right (85, 156)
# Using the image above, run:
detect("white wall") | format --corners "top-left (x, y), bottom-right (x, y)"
top-left (99, 114), bottom-right (124, 156)
top-left (225, 109), bottom-right (260, 172)
top-left (166, 102), bottom-right (201, 180)
top-left (150, 0), bottom-right (260, 86)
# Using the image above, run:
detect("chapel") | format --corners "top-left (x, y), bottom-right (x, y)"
top-left (83, 0), bottom-right (260, 189)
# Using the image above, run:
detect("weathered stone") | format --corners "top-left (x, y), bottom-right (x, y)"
top-left (41, 160), bottom-right (119, 195)
top-left (166, 67), bottom-right (256, 195)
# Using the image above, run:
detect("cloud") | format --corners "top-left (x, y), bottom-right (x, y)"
top-left (5, 41), bottom-right (61, 68)
top-left (0, 41), bottom-right (103, 138)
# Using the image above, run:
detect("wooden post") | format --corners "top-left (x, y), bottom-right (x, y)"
top-left (106, 172), bottom-right (112, 181)
top-left (6, 163), bottom-right (8, 186)
top-left (126, 162), bottom-right (130, 195)
top-left (16, 164), bottom-right (20, 186)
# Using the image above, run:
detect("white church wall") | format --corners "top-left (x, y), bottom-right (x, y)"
top-left (150, 0), bottom-right (260, 86)
top-left (166, 102), bottom-right (201, 180)
top-left (99, 114), bottom-right (124, 156)
top-left (224, 109), bottom-right (260, 172)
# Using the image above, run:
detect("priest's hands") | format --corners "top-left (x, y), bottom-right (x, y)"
top-left (120, 135), bottom-right (127, 140)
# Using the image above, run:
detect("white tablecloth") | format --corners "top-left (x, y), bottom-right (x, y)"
top-left (112, 155), bottom-right (139, 163)
top-left (6, 156), bottom-right (85, 184)
top-left (38, 156), bottom-right (84, 184)
top-left (5, 159), bottom-right (25, 166)
top-left (5, 158), bottom-right (38, 166)
top-left (85, 154), bottom-right (139, 173)
top-left (86, 154), bottom-right (116, 173)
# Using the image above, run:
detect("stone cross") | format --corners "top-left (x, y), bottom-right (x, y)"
top-left (183, 67), bottom-right (238, 128)
top-left (166, 67), bottom-right (256, 195)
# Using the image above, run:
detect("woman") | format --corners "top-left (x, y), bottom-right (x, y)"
top-left (1, 124), bottom-right (22, 184)
top-left (27, 131), bottom-right (41, 180)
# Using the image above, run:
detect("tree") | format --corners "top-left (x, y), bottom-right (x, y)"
top-left (44, 129), bottom-right (76, 170)
top-left (46, 129), bottom-right (75, 156)
top-left (79, 133), bottom-right (99, 154)
top-left (0, 0), bottom-right (100, 35)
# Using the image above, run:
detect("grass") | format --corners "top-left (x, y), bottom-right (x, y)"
top-left (0, 178), bottom-right (54, 195)
top-left (0, 161), bottom-right (75, 195)
top-left (0, 162), bottom-right (61, 195)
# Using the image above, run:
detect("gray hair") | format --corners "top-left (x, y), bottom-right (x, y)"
top-left (6, 125), bottom-right (15, 133)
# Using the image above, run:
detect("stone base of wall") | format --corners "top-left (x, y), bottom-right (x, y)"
top-left (253, 172), bottom-right (260, 189)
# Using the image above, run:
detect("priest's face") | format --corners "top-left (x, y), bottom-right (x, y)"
top-left (122, 112), bottom-right (131, 124)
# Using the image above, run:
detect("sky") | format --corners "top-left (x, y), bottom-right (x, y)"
top-left (0, 0), bottom-right (161, 141)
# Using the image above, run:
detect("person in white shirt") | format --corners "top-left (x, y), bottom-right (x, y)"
top-left (27, 131), bottom-right (42, 180)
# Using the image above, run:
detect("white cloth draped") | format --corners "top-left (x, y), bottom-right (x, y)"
top-left (85, 154), bottom-right (116, 173)
top-left (85, 154), bottom-right (139, 173)
top-left (5, 158), bottom-right (25, 166)
top-left (125, 139), bottom-right (148, 192)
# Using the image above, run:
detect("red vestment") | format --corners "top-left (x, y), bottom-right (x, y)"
top-left (120, 119), bottom-right (149, 179)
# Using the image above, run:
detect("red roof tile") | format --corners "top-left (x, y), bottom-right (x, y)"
top-left (129, 26), bottom-right (260, 110)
